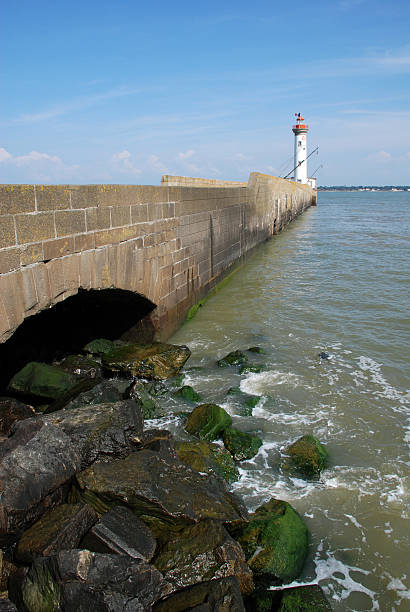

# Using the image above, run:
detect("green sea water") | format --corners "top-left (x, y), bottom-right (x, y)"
top-left (160, 191), bottom-right (409, 611)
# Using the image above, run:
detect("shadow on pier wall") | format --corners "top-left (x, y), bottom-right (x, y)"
top-left (0, 288), bottom-right (156, 394)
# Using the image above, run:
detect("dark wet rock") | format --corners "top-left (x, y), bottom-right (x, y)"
top-left (76, 449), bottom-right (249, 528)
top-left (83, 338), bottom-right (116, 356)
top-left (17, 549), bottom-right (168, 612)
top-left (0, 401), bottom-right (143, 540)
top-left (239, 364), bottom-right (263, 375)
top-left (153, 576), bottom-right (245, 612)
top-left (142, 381), bottom-right (169, 396)
top-left (227, 387), bottom-right (242, 395)
top-left (82, 505), bottom-right (156, 561)
top-left (0, 599), bottom-right (18, 612)
top-left (234, 498), bottom-right (308, 585)
top-left (0, 550), bottom-right (18, 592)
top-left (277, 585), bottom-right (331, 611)
top-left (284, 435), bottom-right (328, 478)
top-left (7, 362), bottom-right (81, 401)
top-left (222, 428), bottom-right (263, 461)
top-left (56, 380), bottom-right (123, 412)
top-left (176, 440), bottom-right (239, 484)
top-left (185, 404), bottom-right (232, 441)
top-left (124, 380), bottom-right (162, 418)
top-left (43, 377), bottom-right (99, 414)
top-left (247, 347), bottom-right (263, 354)
top-left (57, 354), bottom-right (103, 379)
top-left (217, 351), bottom-right (249, 368)
top-left (174, 385), bottom-right (201, 402)
top-left (16, 503), bottom-right (98, 564)
top-left (134, 429), bottom-right (178, 461)
top-left (154, 519), bottom-right (253, 595)
top-left (318, 352), bottom-right (330, 360)
top-left (102, 342), bottom-right (191, 380)
top-left (0, 397), bottom-right (35, 435)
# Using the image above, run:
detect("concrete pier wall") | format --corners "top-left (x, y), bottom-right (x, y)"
top-left (0, 173), bottom-right (316, 343)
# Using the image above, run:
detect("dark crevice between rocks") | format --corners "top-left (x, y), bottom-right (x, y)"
top-left (0, 288), bottom-right (157, 394)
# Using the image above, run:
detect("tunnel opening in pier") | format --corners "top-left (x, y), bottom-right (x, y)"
top-left (0, 288), bottom-right (157, 394)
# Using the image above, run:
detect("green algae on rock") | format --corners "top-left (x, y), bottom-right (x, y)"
top-left (234, 498), bottom-right (308, 584)
top-left (284, 435), bottom-right (329, 478)
top-left (153, 519), bottom-right (253, 595)
top-left (217, 350), bottom-right (249, 368)
top-left (152, 576), bottom-right (245, 612)
top-left (83, 338), bottom-right (116, 356)
top-left (176, 440), bottom-right (239, 483)
top-left (124, 380), bottom-right (162, 418)
top-left (278, 585), bottom-right (331, 611)
top-left (102, 342), bottom-right (191, 380)
top-left (185, 404), bottom-right (232, 441)
top-left (222, 427), bottom-right (262, 461)
top-left (7, 362), bottom-right (81, 401)
top-left (174, 385), bottom-right (201, 402)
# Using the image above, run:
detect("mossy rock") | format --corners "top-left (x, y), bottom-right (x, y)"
top-left (7, 362), bottom-right (81, 401)
top-left (247, 346), bottom-right (263, 354)
top-left (125, 381), bottom-right (162, 418)
top-left (83, 338), bottom-right (116, 356)
top-left (278, 585), bottom-right (331, 611)
top-left (239, 364), bottom-right (263, 375)
top-left (235, 498), bottom-right (309, 584)
top-left (284, 435), bottom-right (329, 478)
top-left (102, 342), bottom-right (191, 380)
top-left (222, 427), bottom-right (262, 461)
top-left (176, 441), bottom-right (239, 483)
top-left (227, 387), bottom-right (242, 396)
top-left (174, 385), bottom-right (201, 402)
top-left (57, 354), bottom-right (103, 379)
top-left (185, 404), bottom-right (232, 441)
top-left (217, 350), bottom-right (248, 368)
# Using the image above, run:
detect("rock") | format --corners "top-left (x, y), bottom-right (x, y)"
top-left (222, 428), bottom-right (263, 461)
top-left (176, 440), bottom-right (239, 483)
top-left (7, 362), bottom-right (81, 401)
top-left (0, 401), bottom-right (143, 540)
top-left (43, 377), bottom-right (99, 414)
top-left (102, 342), bottom-right (191, 380)
top-left (226, 389), bottom-right (261, 416)
top-left (0, 599), bottom-right (18, 612)
top-left (76, 449), bottom-right (249, 528)
top-left (56, 354), bottom-right (103, 379)
top-left (217, 351), bottom-right (249, 368)
top-left (17, 550), bottom-right (168, 612)
top-left (318, 352), bottom-right (330, 360)
top-left (234, 498), bottom-right (308, 584)
top-left (134, 429), bottom-right (178, 461)
top-left (284, 435), bottom-right (328, 478)
top-left (81, 505), bottom-right (156, 561)
top-left (55, 380), bottom-right (123, 412)
top-left (153, 576), bottom-right (245, 612)
top-left (247, 347), bottom-right (263, 354)
top-left (173, 385), bottom-right (201, 402)
top-left (0, 550), bottom-right (18, 592)
top-left (124, 380), bottom-right (163, 418)
top-left (185, 404), bottom-right (232, 441)
top-left (44, 400), bottom-right (144, 468)
top-left (83, 338), bottom-right (116, 356)
top-left (277, 585), bottom-right (331, 611)
top-left (0, 397), bottom-right (35, 435)
top-left (239, 364), bottom-right (263, 374)
top-left (16, 503), bottom-right (98, 564)
top-left (154, 519), bottom-right (253, 595)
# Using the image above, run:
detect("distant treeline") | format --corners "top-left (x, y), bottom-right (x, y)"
top-left (318, 186), bottom-right (410, 191)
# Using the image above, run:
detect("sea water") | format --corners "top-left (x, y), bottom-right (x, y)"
top-left (153, 191), bottom-right (409, 611)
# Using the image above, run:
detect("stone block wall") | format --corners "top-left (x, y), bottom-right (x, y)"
top-left (0, 174), bottom-right (316, 343)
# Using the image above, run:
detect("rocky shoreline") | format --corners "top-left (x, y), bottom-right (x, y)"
top-left (0, 339), bottom-right (331, 611)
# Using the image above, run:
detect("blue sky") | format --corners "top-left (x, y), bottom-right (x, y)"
top-left (1, 0), bottom-right (410, 185)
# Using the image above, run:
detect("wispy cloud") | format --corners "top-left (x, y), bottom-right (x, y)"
top-left (178, 150), bottom-right (195, 160)
top-left (111, 150), bottom-right (141, 175)
top-left (0, 147), bottom-right (79, 182)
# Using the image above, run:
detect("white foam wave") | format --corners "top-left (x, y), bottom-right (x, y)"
top-left (240, 369), bottom-right (303, 395)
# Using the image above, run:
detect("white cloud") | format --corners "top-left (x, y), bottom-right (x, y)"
top-left (0, 147), bottom-right (80, 182)
top-left (147, 155), bottom-right (168, 174)
top-left (178, 150), bottom-right (195, 160)
top-left (0, 147), bottom-right (12, 161)
top-left (111, 150), bottom-right (141, 175)
top-left (368, 150), bottom-right (392, 162)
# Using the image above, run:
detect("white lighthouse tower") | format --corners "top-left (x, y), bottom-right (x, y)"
top-left (292, 113), bottom-right (309, 184)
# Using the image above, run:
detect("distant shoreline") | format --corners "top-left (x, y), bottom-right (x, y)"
top-left (318, 186), bottom-right (409, 192)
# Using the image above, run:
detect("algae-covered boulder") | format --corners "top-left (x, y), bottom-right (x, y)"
top-left (185, 403), bottom-right (232, 441)
top-left (7, 362), bottom-right (81, 401)
top-left (284, 435), bottom-right (329, 478)
top-left (176, 440), bottom-right (239, 483)
top-left (154, 520), bottom-right (253, 595)
top-left (16, 503), bottom-right (98, 564)
top-left (124, 380), bottom-right (163, 418)
top-left (278, 585), bottom-right (331, 611)
top-left (174, 385), bottom-right (201, 402)
top-left (83, 338), bottom-right (116, 356)
top-left (239, 364), bottom-right (263, 374)
top-left (76, 448), bottom-right (248, 527)
top-left (153, 576), bottom-right (245, 612)
top-left (103, 342), bottom-right (191, 380)
top-left (16, 550), bottom-right (168, 612)
top-left (0, 397), bottom-right (35, 435)
top-left (57, 354), bottom-right (103, 379)
top-left (235, 498), bottom-right (308, 584)
top-left (223, 427), bottom-right (263, 461)
top-left (226, 388), bottom-right (261, 416)
top-left (217, 350), bottom-right (249, 368)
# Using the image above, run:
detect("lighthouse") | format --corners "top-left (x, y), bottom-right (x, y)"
top-left (292, 113), bottom-right (309, 184)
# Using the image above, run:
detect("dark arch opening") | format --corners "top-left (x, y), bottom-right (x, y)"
top-left (0, 288), bottom-right (156, 393)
